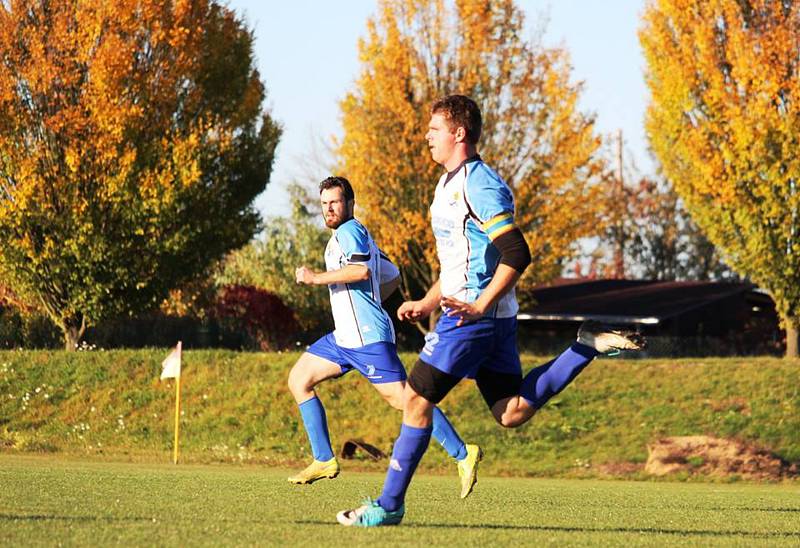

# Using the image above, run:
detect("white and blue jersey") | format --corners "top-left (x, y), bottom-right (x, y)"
top-left (430, 156), bottom-right (519, 318)
top-left (325, 218), bottom-right (395, 348)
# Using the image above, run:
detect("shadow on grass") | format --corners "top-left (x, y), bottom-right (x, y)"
top-left (0, 513), bottom-right (156, 523)
top-left (709, 506), bottom-right (800, 513)
top-left (296, 520), bottom-right (800, 539)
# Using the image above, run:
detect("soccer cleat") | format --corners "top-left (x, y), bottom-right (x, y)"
top-left (457, 444), bottom-right (483, 499)
top-left (287, 457), bottom-right (340, 484)
top-left (577, 321), bottom-right (647, 354)
top-left (336, 498), bottom-right (404, 527)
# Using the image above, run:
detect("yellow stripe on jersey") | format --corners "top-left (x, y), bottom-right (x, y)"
top-left (481, 212), bottom-right (515, 241)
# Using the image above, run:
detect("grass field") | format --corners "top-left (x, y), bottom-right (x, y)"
top-left (1, 455), bottom-right (798, 546)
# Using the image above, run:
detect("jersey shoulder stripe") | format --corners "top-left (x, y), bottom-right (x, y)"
top-left (481, 212), bottom-right (515, 241)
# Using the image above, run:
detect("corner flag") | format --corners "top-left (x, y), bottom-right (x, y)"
top-left (161, 341), bottom-right (182, 379)
top-left (160, 341), bottom-right (182, 464)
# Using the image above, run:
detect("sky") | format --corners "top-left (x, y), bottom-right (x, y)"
top-left (227, 0), bottom-right (651, 218)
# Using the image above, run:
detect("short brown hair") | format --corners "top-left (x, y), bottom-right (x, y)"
top-left (431, 95), bottom-right (482, 144)
top-left (319, 176), bottom-right (355, 202)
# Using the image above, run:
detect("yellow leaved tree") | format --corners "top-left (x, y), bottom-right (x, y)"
top-left (338, 0), bottom-right (604, 329)
top-left (0, 0), bottom-right (280, 349)
top-left (641, 0), bottom-right (800, 357)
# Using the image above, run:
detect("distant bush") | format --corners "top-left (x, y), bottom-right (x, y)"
top-left (213, 285), bottom-right (300, 350)
top-left (0, 306), bottom-right (62, 349)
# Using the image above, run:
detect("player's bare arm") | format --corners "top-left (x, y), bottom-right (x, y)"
top-left (295, 264), bottom-right (369, 285)
top-left (441, 264), bottom-right (520, 326)
top-left (398, 279), bottom-right (441, 322)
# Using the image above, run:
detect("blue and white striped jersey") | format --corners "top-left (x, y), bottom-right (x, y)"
top-left (325, 218), bottom-right (396, 348)
top-left (429, 156), bottom-right (519, 319)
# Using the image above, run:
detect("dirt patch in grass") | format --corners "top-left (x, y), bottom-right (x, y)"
top-left (645, 435), bottom-right (798, 479)
top-left (595, 461), bottom-right (644, 476)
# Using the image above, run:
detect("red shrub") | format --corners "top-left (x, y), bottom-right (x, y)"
top-left (214, 285), bottom-right (300, 350)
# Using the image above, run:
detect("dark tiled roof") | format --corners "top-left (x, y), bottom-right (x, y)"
top-left (519, 279), bottom-right (754, 324)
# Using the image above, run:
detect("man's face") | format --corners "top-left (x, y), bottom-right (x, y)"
top-left (425, 112), bottom-right (458, 166)
top-left (320, 186), bottom-right (353, 229)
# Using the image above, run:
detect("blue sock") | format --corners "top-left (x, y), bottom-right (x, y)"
top-left (377, 423), bottom-right (432, 512)
top-left (520, 343), bottom-right (599, 409)
top-left (298, 396), bottom-right (334, 461)
top-left (431, 407), bottom-right (467, 460)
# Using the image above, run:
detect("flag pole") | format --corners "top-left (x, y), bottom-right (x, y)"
top-left (160, 340), bottom-right (183, 465)
top-left (173, 373), bottom-right (181, 465)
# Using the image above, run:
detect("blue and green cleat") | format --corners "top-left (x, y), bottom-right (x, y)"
top-left (336, 498), bottom-right (405, 527)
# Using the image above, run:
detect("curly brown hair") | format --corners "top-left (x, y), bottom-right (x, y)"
top-left (431, 95), bottom-right (482, 144)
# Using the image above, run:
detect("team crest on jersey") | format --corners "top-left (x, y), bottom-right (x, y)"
top-left (448, 191), bottom-right (461, 207)
top-left (366, 364), bottom-right (376, 376)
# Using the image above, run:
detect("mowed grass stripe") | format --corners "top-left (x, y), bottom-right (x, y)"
top-left (1, 455), bottom-right (798, 546)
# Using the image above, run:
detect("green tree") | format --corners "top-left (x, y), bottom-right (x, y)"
top-left (0, 0), bottom-right (280, 349)
top-left (641, 0), bottom-right (800, 357)
top-left (338, 0), bottom-right (604, 330)
top-left (218, 184), bottom-right (331, 338)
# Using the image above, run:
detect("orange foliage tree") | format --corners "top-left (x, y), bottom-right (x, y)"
top-left (0, 0), bottom-right (280, 349)
top-left (338, 0), bottom-right (604, 328)
top-left (641, 0), bottom-right (800, 357)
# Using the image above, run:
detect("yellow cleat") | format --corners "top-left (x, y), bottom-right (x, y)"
top-left (288, 457), bottom-right (340, 485)
top-left (457, 444), bottom-right (483, 499)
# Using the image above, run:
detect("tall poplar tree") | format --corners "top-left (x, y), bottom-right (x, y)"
top-left (0, 0), bottom-right (280, 349)
top-left (339, 0), bottom-right (603, 329)
top-left (641, 0), bottom-right (800, 357)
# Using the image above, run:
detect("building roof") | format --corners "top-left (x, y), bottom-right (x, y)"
top-left (518, 279), bottom-right (755, 325)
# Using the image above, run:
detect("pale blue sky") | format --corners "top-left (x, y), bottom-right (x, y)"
top-left (227, 0), bottom-right (650, 218)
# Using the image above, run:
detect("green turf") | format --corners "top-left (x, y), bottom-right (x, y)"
top-left (1, 455), bottom-right (798, 546)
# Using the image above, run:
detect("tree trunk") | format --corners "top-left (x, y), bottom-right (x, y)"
top-left (63, 314), bottom-right (86, 352)
top-left (64, 328), bottom-right (79, 352)
top-left (785, 317), bottom-right (799, 359)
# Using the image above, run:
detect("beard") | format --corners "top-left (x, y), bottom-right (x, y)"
top-left (325, 213), bottom-right (349, 229)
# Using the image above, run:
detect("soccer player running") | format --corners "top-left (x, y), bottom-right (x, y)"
top-left (287, 176), bottom-right (482, 499)
top-left (337, 96), bottom-right (645, 527)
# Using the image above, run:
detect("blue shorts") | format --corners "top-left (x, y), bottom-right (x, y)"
top-left (419, 314), bottom-right (521, 379)
top-left (307, 333), bottom-right (407, 384)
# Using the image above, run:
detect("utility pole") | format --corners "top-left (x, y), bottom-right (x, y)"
top-left (612, 129), bottom-right (626, 279)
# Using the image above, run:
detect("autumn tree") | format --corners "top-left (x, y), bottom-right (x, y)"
top-left (641, 0), bottom-right (800, 357)
top-left (338, 0), bottom-right (604, 329)
top-left (0, 0), bottom-right (280, 349)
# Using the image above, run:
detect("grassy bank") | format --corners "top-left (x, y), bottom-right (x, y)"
top-left (0, 350), bottom-right (798, 478)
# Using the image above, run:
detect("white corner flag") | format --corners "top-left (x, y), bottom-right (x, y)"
top-left (160, 341), bottom-right (183, 464)
top-left (161, 341), bottom-right (182, 380)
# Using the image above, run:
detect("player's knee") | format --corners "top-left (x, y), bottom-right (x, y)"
top-left (501, 415), bottom-right (524, 428)
top-left (403, 386), bottom-right (433, 420)
top-left (403, 385), bottom-right (426, 409)
top-left (287, 364), bottom-right (311, 396)
top-left (493, 409), bottom-right (525, 428)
